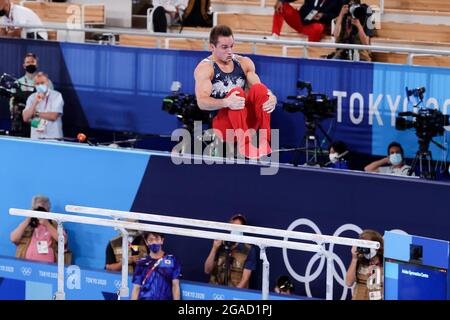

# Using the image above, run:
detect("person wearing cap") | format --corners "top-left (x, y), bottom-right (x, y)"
top-left (105, 228), bottom-right (149, 274)
top-left (274, 275), bottom-right (295, 295)
top-left (204, 213), bottom-right (258, 288)
top-left (131, 232), bottom-right (181, 300)
top-left (10, 195), bottom-right (69, 264)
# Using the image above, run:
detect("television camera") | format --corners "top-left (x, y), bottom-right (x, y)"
top-left (0, 73), bottom-right (36, 136)
top-left (283, 81), bottom-right (337, 165)
top-left (162, 81), bottom-right (212, 132)
top-left (395, 86), bottom-right (449, 179)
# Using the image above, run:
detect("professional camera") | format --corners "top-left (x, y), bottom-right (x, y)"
top-left (283, 81), bottom-right (337, 120)
top-left (162, 81), bottom-right (211, 130)
top-left (0, 73), bottom-right (36, 137)
top-left (395, 86), bottom-right (449, 179)
top-left (343, 0), bottom-right (373, 21)
top-left (357, 246), bottom-right (370, 255)
top-left (283, 81), bottom-right (337, 166)
top-left (395, 87), bottom-right (449, 140)
top-left (0, 73), bottom-right (19, 98)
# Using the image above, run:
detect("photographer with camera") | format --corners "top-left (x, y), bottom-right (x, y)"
top-left (364, 141), bottom-right (411, 176)
top-left (194, 25), bottom-right (277, 159)
top-left (0, 0), bottom-right (47, 40)
top-left (9, 195), bottom-right (70, 264)
top-left (105, 229), bottom-right (149, 274)
top-left (329, 0), bottom-right (374, 61)
top-left (345, 229), bottom-right (383, 300)
top-left (268, 0), bottom-right (342, 41)
top-left (204, 214), bottom-right (257, 289)
top-left (22, 72), bottom-right (64, 140)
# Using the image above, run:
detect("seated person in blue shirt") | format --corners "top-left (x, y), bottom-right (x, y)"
top-left (131, 232), bottom-right (181, 300)
top-left (326, 140), bottom-right (349, 169)
top-left (204, 213), bottom-right (257, 288)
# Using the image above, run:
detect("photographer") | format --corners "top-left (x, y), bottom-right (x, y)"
top-left (105, 229), bottom-right (149, 274)
top-left (345, 229), bottom-right (383, 300)
top-left (329, 0), bottom-right (374, 61)
top-left (204, 214), bottom-right (257, 289)
top-left (9, 53), bottom-right (53, 137)
top-left (9, 195), bottom-right (68, 264)
top-left (22, 72), bottom-right (64, 140)
top-left (269, 0), bottom-right (342, 41)
top-left (364, 141), bottom-right (411, 176)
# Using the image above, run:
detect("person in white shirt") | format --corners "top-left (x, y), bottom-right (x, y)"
top-left (0, 0), bottom-right (47, 40)
top-left (364, 141), bottom-right (412, 176)
top-left (151, 0), bottom-right (188, 32)
top-left (22, 72), bottom-right (64, 140)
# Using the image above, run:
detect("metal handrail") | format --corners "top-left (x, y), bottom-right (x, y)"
top-left (1, 22), bottom-right (450, 60)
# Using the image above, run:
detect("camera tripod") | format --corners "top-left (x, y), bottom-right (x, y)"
top-left (409, 138), bottom-right (436, 180)
top-left (292, 118), bottom-right (333, 166)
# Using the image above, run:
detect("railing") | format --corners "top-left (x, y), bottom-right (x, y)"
top-left (1, 22), bottom-right (450, 65)
top-left (10, 206), bottom-right (379, 300)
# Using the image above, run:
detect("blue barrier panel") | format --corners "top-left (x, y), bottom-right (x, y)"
top-left (0, 256), bottom-right (303, 300)
top-left (2, 137), bottom-right (450, 299)
top-left (1, 38), bottom-right (449, 157)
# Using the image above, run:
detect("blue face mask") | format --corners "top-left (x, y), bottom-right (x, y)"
top-left (389, 153), bottom-right (402, 166)
top-left (148, 243), bottom-right (161, 253)
top-left (36, 84), bottom-right (48, 94)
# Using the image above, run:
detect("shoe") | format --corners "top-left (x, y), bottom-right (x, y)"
top-left (263, 33), bottom-right (279, 41)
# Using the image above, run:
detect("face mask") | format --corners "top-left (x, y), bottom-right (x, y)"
top-left (389, 153), bottom-right (402, 166)
top-left (36, 84), bottom-right (48, 94)
top-left (364, 248), bottom-right (377, 260)
top-left (148, 243), bottom-right (161, 253)
top-left (0, 10), bottom-right (6, 17)
top-left (25, 65), bottom-right (37, 74)
top-left (329, 153), bottom-right (339, 163)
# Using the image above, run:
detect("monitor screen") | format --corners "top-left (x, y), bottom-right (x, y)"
top-left (384, 258), bottom-right (447, 300)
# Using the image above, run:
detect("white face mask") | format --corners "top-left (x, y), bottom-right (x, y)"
top-left (329, 152), bottom-right (339, 163)
top-left (364, 248), bottom-right (378, 260)
top-left (389, 153), bottom-right (402, 166)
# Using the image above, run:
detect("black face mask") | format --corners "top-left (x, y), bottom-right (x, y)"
top-left (0, 10), bottom-right (6, 17)
top-left (25, 65), bottom-right (37, 74)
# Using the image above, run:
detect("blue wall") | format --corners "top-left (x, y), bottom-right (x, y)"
top-left (1, 38), bottom-right (450, 158)
top-left (1, 137), bottom-right (450, 298)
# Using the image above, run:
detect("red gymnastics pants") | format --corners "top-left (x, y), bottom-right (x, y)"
top-left (272, 2), bottom-right (325, 42)
top-left (212, 83), bottom-right (272, 158)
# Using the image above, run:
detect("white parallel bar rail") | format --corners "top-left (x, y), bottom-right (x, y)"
top-left (67, 205), bottom-right (380, 300)
top-left (10, 208), bottom-right (325, 300)
top-left (66, 205), bottom-right (379, 249)
top-left (1, 22), bottom-right (450, 62)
